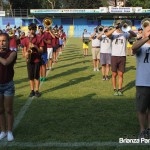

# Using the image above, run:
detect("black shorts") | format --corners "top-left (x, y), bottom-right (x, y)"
top-left (136, 86), bottom-right (150, 112)
top-left (111, 56), bottom-right (126, 73)
top-left (53, 46), bottom-right (59, 52)
top-left (27, 62), bottom-right (41, 80)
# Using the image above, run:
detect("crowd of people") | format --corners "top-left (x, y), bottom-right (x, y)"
top-left (82, 21), bottom-right (141, 96)
top-left (0, 22), bottom-right (67, 141)
top-left (0, 18), bottom-right (150, 141)
top-left (82, 19), bottom-right (150, 138)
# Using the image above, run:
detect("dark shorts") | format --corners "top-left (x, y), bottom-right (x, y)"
top-left (111, 56), bottom-right (126, 73)
top-left (27, 62), bottom-right (41, 80)
top-left (0, 80), bottom-right (15, 96)
top-left (100, 53), bottom-right (111, 65)
top-left (53, 46), bottom-right (59, 52)
top-left (41, 53), bottom-right (48, 65)
top-left (136, 86), bottom-right (150, 112)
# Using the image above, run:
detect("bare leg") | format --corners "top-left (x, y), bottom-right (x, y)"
top-left (106, 64), bottom-right (110, 76)
top-left (35, 79), bottom-right (40, 91)
top-left (101, 65), bottom-right (106, 76)
top-left (118, 71), bottom-right (123, 89)
top-left (4, 96), bottom-right (14, 131)
top-left (0, 95), bottom-right (6, 132)
top-left (138, 112), bottom-right (146, 132)
top-left (29, 80), bottom-right (34, 91)
top-left (96, 59), bottom-right (99, 69)
top-left (112, 71), bottom-right (117, 89)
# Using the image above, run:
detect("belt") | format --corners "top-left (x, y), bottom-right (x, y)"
top-left (92, 46), bottom-right (100, 48)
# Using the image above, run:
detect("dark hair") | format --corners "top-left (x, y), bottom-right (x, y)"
top-left (28, 23), bottom-right (37, 30)
top-left (138, 28), bottom-right (143, 31)
top-left (0, 33), bottom-right (10, 49)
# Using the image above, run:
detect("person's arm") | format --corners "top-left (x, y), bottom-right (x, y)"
top-left (105, 28), bottom-right (116, 37)
top-left (97, 32), bottom-right (104, 39)
top-left (0, 51), bottom-right (17, 66)
top-left (132, 36), bottom-right (150, 54)
top-left (128, 30), bottom-right (137, 38)
top-left (49, 30), bottom-right (55, 38)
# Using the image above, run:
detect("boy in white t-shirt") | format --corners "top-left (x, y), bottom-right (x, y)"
top-left (105, 21), bottom-right (136, 96)
top-left (132, 25), bottom-right (150, 139)
top-left (97, 28), bottom-right (112, 80)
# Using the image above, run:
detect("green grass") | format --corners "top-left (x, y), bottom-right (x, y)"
top-left (0, 38), bottom-right (147, 149)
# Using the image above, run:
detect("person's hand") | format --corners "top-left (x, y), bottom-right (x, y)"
top-left (115, 23), bottom-right (121, 29)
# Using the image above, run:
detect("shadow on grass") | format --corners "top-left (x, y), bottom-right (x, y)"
top-left (54, 60), bottom-right (90, 70)
top-left (48, 66), bottom-right (89, 80)
top-left (44, 75), bottom-right (94, 93)
top-left (14, 77), bottom-right (28, 85)
top-left (122, 80), bottom-right (135, 92)
top-left (13, 94), bottom-right (138, 144)
top-left (125, 66), bottom-right (136, 73)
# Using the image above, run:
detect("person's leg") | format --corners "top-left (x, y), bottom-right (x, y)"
top-left (112, 71), bottom-right (117, 90)
top-left (96, 59), bottom-right (100, 71)
top-left (29, 80), bottom-right (34, 91)
top-left (138, 111), bottom-right (147, 132)
top-left (85, 48), bottom-right (88, 56)
top-left (101, 65), bottom-right (106, 76)
top-left (148, 109), bottom-right (150, 129)
top-left (106, 64), bottom-right (110, 76)
top-left (4, 96), bottom-right (14, 132)
top-left (118, 71), bottom-right (123, 90)
top-left (93, 59), bottom-right (96, 71)
top-left (0, 95), bottom-right (6, 132)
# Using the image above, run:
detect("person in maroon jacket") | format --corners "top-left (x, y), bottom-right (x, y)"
top-left (0, 33), bottom-right (17, 142)
top-left (22, 23), bottom-right (44, 97)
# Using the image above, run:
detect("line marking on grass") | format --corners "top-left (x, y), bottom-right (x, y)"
top-left (0, 141), bottom-right (150, 148)
top-left (13, 39), bottom-right (70, 130)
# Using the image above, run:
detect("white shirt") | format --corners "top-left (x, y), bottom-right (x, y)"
top-left (136, 43), bottom-right (150, 86)
top-left (100, 34), bottom-right (112, 53)
top-left (91, 33), bottom-right (100, 47)
top-left (111, 31), bottom-right (130, 56)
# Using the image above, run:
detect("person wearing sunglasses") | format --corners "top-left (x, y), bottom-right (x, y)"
top-left (21, 23), bottom-right (44, 97)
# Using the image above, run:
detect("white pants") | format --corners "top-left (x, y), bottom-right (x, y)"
top-left (47, 48), bottom-right (53, 59)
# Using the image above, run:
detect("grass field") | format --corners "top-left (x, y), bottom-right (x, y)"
top-left (0, 38), bottom-right (149, 150)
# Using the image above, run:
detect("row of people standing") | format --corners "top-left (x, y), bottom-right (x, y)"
top-left (20, 23), bottom-right (66, 97)
top-left (0, 23), bottom-right (66, 142)
top-left (82, 22), bottom-right (137, 96)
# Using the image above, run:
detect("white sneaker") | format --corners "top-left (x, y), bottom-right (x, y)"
top-left (0, 131), bottom-right (7, 140)
top-left (96, 68), bottom-right (100, 71)
top-left (93, 68), bottom-right (97, 71)
top-left (7, 131), bottom-right (14, 142)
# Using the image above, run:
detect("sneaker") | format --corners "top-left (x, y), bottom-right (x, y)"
top-left (35, 91), bottom-right (41, 97)
top-left (114, 89), bottom-right (118, 96)
top-left (0, 131), bottom-right (7, 140)
top-left (93, 68), bottom-right (97, 71)
top-left (42, 77), bottom-right (47, 81)
top-left (102, 76), bottom-right (106, 81)
top-left (40, 77), bottom-right (43, 81)
top-left (7, 131), bottom-right (14, 142)
top-left (29, 90), bottom-right (35, 97)
top-left (118, 89), bottom-right (123, 96)
top-left (49, 67), bottom-right (52, 71)
top-left (138, 130), bottom-right (148, 139)
top-left (146, 128), bottom-right (150, 138)
top-left (105, 76), bottom-right (109, 80)
top-left (96, 68), bottom-right (100, 71)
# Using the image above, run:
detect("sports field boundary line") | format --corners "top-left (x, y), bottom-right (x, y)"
top-left (13, 39), bottom-right (70, 130)
top-left (0, 141), bottom-right (150, 148)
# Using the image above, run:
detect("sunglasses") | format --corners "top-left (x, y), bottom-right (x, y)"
top-left (38, 27), bottom-right (43, 29)
top-left (28, 28), bottom-right (36, 31)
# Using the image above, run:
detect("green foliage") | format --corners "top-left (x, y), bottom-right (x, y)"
top-left (126, 0), bottom-right (150, 8)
